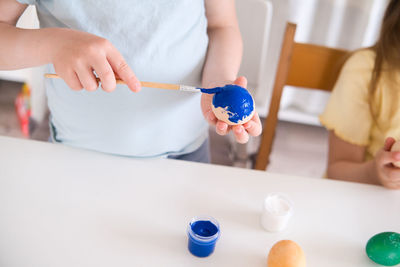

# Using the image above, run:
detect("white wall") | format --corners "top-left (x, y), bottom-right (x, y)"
top-left (269, 0), bottom-right (388, 125)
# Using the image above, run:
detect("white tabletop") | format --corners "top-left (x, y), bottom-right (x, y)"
top-left (0, 136), bottom-right (399, 267)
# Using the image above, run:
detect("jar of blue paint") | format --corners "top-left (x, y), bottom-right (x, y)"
top-left (187, 216), bottom-right (220, 257)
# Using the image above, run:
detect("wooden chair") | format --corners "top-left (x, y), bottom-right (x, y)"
top-left (254, 22), bottom-right (350, 171)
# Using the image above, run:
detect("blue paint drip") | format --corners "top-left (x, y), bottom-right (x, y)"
top-left (205, 84), bottom-right (254, 124)
top-left (198, 87), bottom-right (224, 94)
top-left (187, 219), bottom-right (220, 257)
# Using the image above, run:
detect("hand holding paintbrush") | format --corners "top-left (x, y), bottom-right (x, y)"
top-left (42, 29), bottom-right (260, 140)
top-left (45, 73), bottom-right (207, 93)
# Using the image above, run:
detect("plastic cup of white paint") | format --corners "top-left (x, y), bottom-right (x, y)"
top-left (261, 193), bottom-right (293, 232)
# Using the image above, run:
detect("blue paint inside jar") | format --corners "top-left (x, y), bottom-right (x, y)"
top-left (201, 84), bottom-right (254, 124)
top-left (187, 217), bottom-right (220, 257)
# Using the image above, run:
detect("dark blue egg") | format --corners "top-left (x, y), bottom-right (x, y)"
top-left (210, 85), bottom-right (254, 125)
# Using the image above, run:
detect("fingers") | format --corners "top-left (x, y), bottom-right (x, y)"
top-left (384, 137), bottom-right (396, 151)
top-left (213, 113), bottom-right (261, 142)
top-left (232, 125), bottom-right (249, 144)
top-left (243, 111), bottom-right (262, 137)
top-left (232, 76), bottom-right (258, 142)
top-left (216, 121), bottom-right (229, 135)
top-left (243, 120), bottom-right (262, 136)
top-left (205, 110), bottom-right (217, 125)
top-left (377, 150), bottom-right (400, 166)
top-left (233, 76), bottom-right (248, 88)
top-left (62, 70), bottom-right (83, 91)
top-left (107, 49), bottom-right (141, 92)
top-left (381, 166), bottom-right (400, 189)
top-left (75, 66), bottom-right (99, 91)
top-left (376, 147), bottom-right (400, 189)
top-left (383, 180), bottom-right (400, 189)
top-left (92, 57), bottom-right (116, 92)
top-left (52, 32), bottom-right (140, 93)
top-left (385, 183), bottom-right (400, 190)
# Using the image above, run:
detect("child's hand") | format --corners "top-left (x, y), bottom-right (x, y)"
top-left (201, 76), bottom-right (262, 144)
top-left (49, 28), bottom-right (141, 92)
top-left (374, 137), bottom-right (400, 189)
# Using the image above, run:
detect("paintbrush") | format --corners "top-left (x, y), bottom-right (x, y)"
top-left (44, 73), bottom-right (221, 94)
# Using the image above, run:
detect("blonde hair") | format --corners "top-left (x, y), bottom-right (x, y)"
top-left (370, 0), bottom-right (400, 93)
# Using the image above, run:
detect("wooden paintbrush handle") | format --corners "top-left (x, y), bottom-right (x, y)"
top-left (141, 81), bottom-right (179, 90)
top-left (44, 73), bottom-right (181, 90)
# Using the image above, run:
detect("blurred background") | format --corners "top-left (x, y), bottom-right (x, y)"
top-left (0, 0), bottom-right (390, 177)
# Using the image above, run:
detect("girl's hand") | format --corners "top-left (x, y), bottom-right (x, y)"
top-left (374, 137), bottom-right (400, 189)
top-left (49, 28), bottom-right (140, 92)
top-left (201, 76), bottom-right (262, 144)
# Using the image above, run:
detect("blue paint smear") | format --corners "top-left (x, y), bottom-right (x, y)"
top-left (202, 84), bottom-right (254, 124)
top-left (198, 87), bottom-right (224, 94)
top-left (188, 220), bottom-right (219, 257)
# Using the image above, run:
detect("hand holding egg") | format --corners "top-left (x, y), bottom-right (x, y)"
top-left (373, 137), bottom-right (400, 189)
top-left (201, 76), bottom-right (262, 144)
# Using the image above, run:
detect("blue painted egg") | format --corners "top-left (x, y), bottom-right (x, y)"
top-left (210, 85), bottom-right (255, 125)
top-left (366, 232), bottom-right (400, 266)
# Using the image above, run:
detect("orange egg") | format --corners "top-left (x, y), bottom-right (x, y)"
top-left (267, 240), bottom-right (306, 267)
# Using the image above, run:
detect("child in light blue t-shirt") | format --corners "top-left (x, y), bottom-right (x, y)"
top-left (0, 0), bottom-right (261, 162)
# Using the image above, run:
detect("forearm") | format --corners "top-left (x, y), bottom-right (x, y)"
top-left (327, 160), bottom-right (380, 185)
top-left (0, 22), bottom-right (56, 70)
top-left (202, 26), bottom-right (243, 87)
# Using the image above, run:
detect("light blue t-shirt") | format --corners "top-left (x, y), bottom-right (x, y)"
top-left (19, 0), bottom-right (209, 157)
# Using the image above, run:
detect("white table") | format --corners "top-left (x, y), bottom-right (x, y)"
top-left (0, 136), bottom-right (399, 267)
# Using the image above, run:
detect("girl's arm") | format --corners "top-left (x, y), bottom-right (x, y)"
top-left (0, 0), bottom-right (49, 69)
top-left (327, 131), bottom-right (400, 189)
top-left (202, 0), bottom-right (242, 87)
top-left (202, 0), bottom-right (261, 143)
top-left (0, 0), bottom-right (140, 92)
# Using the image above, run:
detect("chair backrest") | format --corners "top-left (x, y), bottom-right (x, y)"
top-left (254, 22), bottom-right (350, 171)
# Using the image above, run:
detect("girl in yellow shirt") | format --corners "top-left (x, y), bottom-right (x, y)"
top-left (320, 0), bottom-right (400, 189)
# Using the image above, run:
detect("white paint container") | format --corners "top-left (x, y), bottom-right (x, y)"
top-left (261, 193), bottom-right (293, 232)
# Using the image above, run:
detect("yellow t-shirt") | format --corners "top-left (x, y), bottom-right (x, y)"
top-left (319, 49), bottom-right (400, 161)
